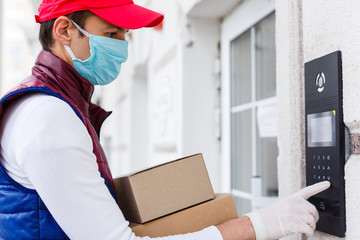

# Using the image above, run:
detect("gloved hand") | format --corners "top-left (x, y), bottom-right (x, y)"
top-left (246, 181), bottom-right (331, 240)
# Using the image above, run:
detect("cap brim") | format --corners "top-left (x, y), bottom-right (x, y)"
top-left (90, 3), bottom-right (164, 30)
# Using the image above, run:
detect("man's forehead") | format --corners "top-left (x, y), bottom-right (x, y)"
top-left (83, 15), bottom-right (128, 31)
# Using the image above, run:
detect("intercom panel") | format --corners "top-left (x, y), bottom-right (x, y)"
top-left (305, 51), bottom-right (345, 237)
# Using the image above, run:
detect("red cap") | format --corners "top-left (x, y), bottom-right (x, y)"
top-left (35, 0), bottom-right (164, 29)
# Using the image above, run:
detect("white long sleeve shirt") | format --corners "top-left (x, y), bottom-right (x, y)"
top-left (0, 93), bottom-right (223, 240)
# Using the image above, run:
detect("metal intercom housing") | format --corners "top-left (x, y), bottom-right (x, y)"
top-left (305, 51), bottom-right (346, 237)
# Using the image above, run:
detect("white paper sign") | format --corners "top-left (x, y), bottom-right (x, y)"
top-left (257, 98), bottom-right (278, 138)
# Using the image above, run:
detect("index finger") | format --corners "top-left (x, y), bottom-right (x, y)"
top-left (297, 181), bottom-right (331, 199)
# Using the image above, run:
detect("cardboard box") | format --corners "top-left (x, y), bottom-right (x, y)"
top-left (130, 193), bottom-right (238, 238)
top-left (114, 154), bottom-right (215, 223)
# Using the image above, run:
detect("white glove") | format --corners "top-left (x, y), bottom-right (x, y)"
top-left (246, 181), bottom-right (331, 240)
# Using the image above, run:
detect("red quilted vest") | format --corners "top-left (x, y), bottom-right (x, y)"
top-left (1, 50), bottom-right (115, 194)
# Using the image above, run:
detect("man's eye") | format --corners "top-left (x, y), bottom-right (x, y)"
top-left (106, 32), bottom-right (117, 37)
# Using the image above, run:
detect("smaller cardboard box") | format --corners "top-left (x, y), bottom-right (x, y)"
top-left (130, 193), bottom-right (238, 238)
top-left (114, 154), bottom-right (215, 224)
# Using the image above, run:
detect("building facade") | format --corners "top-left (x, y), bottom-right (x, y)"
top-left (2, 0), bottom-right (360, 239)
top-left (100, 0), bottom-right (360, 239)
top-left (100, 0), bottom-right (279, 218)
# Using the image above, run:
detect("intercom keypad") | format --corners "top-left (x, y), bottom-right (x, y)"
top-left (305, 51), bottom-right (345, 237)
top-left (312, 155), bottom-right (332, 181)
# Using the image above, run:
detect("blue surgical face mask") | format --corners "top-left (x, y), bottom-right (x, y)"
top-left (64, 20), bottom-right (128, 86)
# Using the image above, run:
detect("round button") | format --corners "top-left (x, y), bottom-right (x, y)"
top-left (316, 72), bottom-right (326, 92)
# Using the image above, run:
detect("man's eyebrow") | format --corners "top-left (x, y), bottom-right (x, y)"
top-left (104, 26), bottom-right (129, 32)
top-left (117, 27), bottom-right (130, 32)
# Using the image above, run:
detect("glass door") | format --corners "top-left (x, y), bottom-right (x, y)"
top-left (221, 0), bottom-right (277, 215)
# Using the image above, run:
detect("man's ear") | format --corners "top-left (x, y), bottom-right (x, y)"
top-left (52, 16), bottom-right (76, 46)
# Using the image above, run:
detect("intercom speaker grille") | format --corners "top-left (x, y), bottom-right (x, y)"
top-left (305, 96), bottom-right (338, 110)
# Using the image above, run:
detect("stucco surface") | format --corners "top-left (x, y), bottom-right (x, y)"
top-left (344, 156), bottom-right (360, 239)
top-left (276, 0), bottom-right (303, 238)
top-left (303, 0), bottom-right (360, 124)
top-left (276, 0), bottom-right (303, 196)
top-left (301, 0), bottom-right (360, 239)
top-left (276, 0), bottom-right (303, 197)
top-left (277, 0), bottom-right (360, 239)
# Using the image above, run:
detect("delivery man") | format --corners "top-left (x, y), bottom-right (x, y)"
top-left (0, 0), bottom-right (330, 239)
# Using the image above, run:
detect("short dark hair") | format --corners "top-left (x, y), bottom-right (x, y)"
top-left (39, 10), bottom-right (93, 52)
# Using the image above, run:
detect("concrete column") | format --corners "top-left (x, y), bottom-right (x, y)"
top-left (276, 0), bottom-right (304, 239)
top-left (276, 0), bottom-right (304, 194)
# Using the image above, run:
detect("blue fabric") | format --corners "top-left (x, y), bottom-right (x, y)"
top-left (0, 88), bottom-right (115, 239)
top-left (0, 158), bottom-right (69, 240)
top-left (101, 173), bottom-right (117, 201)
top-left (1, 87), bottom-right (84, 123)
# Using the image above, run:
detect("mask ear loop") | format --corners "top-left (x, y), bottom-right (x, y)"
top-left (64, 20), bottom-right (91, 60)
top-left (70, 20), bottom-right (90, 38)
top-left (64, 45), bottom-right (76, 60)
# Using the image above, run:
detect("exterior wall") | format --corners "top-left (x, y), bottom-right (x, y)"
top-left (100, 0), bottom-right (182, 176)
top-left (100, 0), bottom-right (223, 191)
top-left (276, 0), bottom-right (305, 238)
top-left (304, 1), bottom-right (360, 239)
top-left (146, 0), bottom-right (181, 165)
top-left (275, 0), bottom-right (304, 204)
top-left (180, 17), bottom-right (221, 191)
top-left (278, 0), bottom-right (360, 239)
